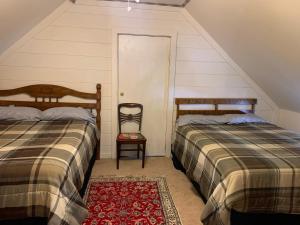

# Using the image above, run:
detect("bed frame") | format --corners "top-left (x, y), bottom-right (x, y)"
top-left (0, 84), bottom-right (102, 225)
top-left (0, 84), bottom-right (101, 158)
top-left (174, 97), bottom-right (300, 225)
top-left (175, 98), bottom-right (257, 119)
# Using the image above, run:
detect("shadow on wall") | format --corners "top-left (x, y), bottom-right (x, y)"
top-left (0, 0), bottom-right (65, 54)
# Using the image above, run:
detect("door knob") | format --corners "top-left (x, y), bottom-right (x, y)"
top-left (120, 92), bottom-right (124, 96)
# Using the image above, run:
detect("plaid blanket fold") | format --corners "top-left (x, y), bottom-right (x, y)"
top-left (173, 123), bottom-right (300, 225)
top-left (0, 120), bottom-right (98, 225)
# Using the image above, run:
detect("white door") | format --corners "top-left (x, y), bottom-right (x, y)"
top-left (118, 35), bottom-right (171, 156)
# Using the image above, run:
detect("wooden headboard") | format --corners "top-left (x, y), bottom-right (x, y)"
top-left (175, 98), bottom-right (257, 119)
top-left (0, 84), bottom-right (102, 131)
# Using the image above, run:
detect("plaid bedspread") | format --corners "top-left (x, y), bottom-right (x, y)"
top-left (0, 120), bottom-right (98, 225)
top-left (173, 123), bottom-right (300, 225)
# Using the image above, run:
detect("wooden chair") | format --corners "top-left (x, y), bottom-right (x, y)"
top-left (116, 103), bottom-right (147, 169)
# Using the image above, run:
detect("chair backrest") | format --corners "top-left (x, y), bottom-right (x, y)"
top-left (118, 103), bottom-right (143, 133)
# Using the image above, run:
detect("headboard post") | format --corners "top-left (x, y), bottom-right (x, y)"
top-left (251, 103), bottom-right (256, 113)
top-left (215, 104), bottom-right (218, 111)
top-left (95, 83), bottom-right (101, 160)
top-left (176, 103), bottom-right (180, 120)
top-left (96, 84), bottom-right (101, 132)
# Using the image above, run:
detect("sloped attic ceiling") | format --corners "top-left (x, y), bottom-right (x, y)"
top-left (0, 0), bottom-right (65, 54)
top-left (186, 0), bottom-right (300, 112)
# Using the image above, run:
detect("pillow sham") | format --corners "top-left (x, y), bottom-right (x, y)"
top-left (176, 114), bottom-right (232, 126)
top-left (176, 113), bottom-right (266, 126)
top-left (41, 107), bottom-right (95, 124)
top-left (0, 106), bottom-right (42, 121)
top-left (227, 113), bottom-right (266, 124)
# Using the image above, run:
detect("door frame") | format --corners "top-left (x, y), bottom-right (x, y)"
top-left (111, 27), bottom-right (177, 159)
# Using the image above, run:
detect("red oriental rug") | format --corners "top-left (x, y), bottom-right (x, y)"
top-left (83, 176), bottom-right (182, 225)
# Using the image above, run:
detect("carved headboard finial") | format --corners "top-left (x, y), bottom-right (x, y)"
top-left (97, 84), bottom-right (101, 91)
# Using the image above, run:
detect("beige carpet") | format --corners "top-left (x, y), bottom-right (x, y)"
top-left (91, 157), bottom-right (205, 225)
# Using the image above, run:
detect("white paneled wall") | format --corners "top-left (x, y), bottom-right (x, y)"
top-left (0, 0), bottom-right (278, 158)
top-left (279, 110), bottom-right (300, 133)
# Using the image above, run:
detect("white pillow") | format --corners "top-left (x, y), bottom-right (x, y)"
top-left (41, 107), bottom-right (95, 124)
top-left (176, 113), bottom-right (266, 126)
top-left (227, 114), bottom-right (266, 124)
top-left (0, 106), bottom-right (42, 121)
top-left (176, 114), bottom-right (232, 126)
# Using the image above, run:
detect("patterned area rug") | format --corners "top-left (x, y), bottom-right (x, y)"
top-left (83, 176), bottom-right (182, 225)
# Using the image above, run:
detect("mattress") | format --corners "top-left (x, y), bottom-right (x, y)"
top-left (173, 122), bottom-right (300, 225)
top-left (0, 120), bottom-right (98, 225)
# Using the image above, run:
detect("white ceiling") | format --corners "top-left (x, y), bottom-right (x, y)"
top-left (186, 0), bottom-right (300, 112)
top-left (0, 0), bottom-right (64, 54)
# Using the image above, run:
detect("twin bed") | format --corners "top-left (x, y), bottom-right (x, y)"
top-left (0, 84), bottom-right (101, 225)
top-left (172, 98), bottom-right (300, 225)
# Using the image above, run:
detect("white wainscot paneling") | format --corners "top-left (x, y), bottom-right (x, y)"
top-left (1, 53), bottom-right (111, 70)
top-left (175, 86), bottom-right (256, 98)
top-left (101, 133), bottom-right (112, 146)
top-left (177, 48), bottom-right (225, 62)
top-left (53, 13), bottom-right (197, 34)
top-left (177, 35), bottom-right (212, 49)
top-left (100, 145), bottom-right (112, 158)
top-left (102, 121), bottom-right (112, 134)
top-left (101, 109), bottom-right (112, 122)
top-left (176, 61), bottom-right (237, 75)
top-left (35, 26), bottom-right (112, 43)
top-left (68, 5), bottom-right (185, 21)
top-left (256, 110), bottom-right (275, 122)
top-left (175, 74), bottom-right (249, 88)
top-left (18, 39), bottom-right (112, 57)
top-left (0, 66), bottom-right (111, 83)
top-left (279, 109), bottom-right (300, 133)
top-left (102, 97), bottom-right (112, 110)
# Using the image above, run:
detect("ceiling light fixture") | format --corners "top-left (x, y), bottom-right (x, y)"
top-left (127, 0), bottom-right (132, 12)
top-left (127, 0), bottom-right (140, 12)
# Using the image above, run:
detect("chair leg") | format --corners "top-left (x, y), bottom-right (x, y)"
top-left (116, 142), bottom-right (120, 170)
top-left (137, 144), bottom-right (140, 159)
top-left (142, 142), bottom-right (146, 168)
